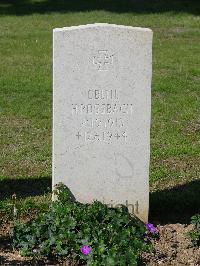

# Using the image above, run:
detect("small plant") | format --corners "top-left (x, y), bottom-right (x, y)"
top-left (187, 214), bottom-right (200, 247)
top-left (12, 183), bottom-right (152, 265)
top-left (145, 223), bottom-right (157, 234)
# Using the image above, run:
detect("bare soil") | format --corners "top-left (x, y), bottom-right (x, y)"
top-left (142, 224), bottom-right (200, 266)
top-left (0, 222), bottom-right (199, 266)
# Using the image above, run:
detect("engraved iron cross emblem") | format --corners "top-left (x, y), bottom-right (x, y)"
top-left (93, 50), bottom-right (114, 71)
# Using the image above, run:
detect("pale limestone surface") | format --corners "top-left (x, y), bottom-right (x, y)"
top-left (53, 23), bottom-right (153, 222)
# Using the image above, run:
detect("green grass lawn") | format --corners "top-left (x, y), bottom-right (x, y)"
top-left (0, 0), bottom-right (200, 223)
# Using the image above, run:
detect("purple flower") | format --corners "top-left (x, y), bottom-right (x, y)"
top-left (145, 223), bottom-right (157, 233)
top-left (80, 245), bottom-right (92, 255)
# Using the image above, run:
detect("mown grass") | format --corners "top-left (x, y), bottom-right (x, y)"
top-left (0, 0), bottom-right (200, 223)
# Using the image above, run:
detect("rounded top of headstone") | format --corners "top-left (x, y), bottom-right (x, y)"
top-left (53, 23), bottom-right (152, 34)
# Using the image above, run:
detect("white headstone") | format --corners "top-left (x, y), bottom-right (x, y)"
top-left (53, 23), bottom-right (153, 222)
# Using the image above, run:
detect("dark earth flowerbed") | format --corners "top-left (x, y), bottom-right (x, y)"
top-left (0, 222), bottom-right (199, 266)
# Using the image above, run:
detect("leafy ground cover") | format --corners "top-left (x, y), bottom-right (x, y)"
top-left (12, 184), bottom-right (153, 265)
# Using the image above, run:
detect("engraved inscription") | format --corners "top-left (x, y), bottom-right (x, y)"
top-left (81, 118), bottom-right (124, 129)
top-left (72, 103), bottom-right (133, 115)
top-left (75, 131), bottom-right (127, 142)
top-left (88, 89), bottom-right (118, 100)
top-left (93, 50), bottom-right (114, 71)
top-left (104, 200), bottom-right (139, 215)
top-left (71, 88), bottom-right (133, 143)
